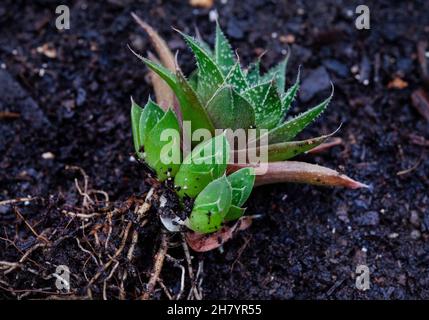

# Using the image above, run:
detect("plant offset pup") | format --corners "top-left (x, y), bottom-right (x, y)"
top-left (130, 15), bottom-right (367, 251)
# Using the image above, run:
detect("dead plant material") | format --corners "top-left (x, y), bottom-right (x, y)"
top-left (411, 89), bottom-right (429, 122)
top-left (387, 77), bottom-right (408, 89)
top-left (186, 216), bottom-right (253, 252)
top-left (409, 134), bottom-right (429, 147)
top-left (141, 231), bottom-right (169, 300)
top-left (0, 167), bottom-right (156, 300)
top-left (0, 111), bottom-right (20, 120)
top-left (396, 155), bottom-right (424, 176)
top-left (189, 0), bottom-right (214, 9)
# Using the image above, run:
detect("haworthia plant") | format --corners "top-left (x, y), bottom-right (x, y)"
top-left (130, 17), bottom-right (368, 243)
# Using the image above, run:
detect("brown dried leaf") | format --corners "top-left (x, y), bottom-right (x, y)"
top-left (147, 52), bottom-right (175, 110)
top-left (228, 161), bottom-right (368, 189)
top-left (185, 216), bottom-right (252, 252)
top-left (132, 13), bottom-right (176, 110)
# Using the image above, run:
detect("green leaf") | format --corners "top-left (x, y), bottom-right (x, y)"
top-left (138, 99), bottom-right (165, 145)
top-left (144, 109), bottom-right (181, 181)
top-left (267, 129), bottom-right (338, 162)
top-left (135, 54), bottom-right (180, 95)
top-left (206, 85), bottom-right (255, 130)
top-left (257, 81), bottom-right (283, 129)
top-left (175, 134), bottom-right (230, 199)
top-left (176, 29), bottom-right (224, 104)
top-left (187, 175), bottom-right (232, 234)
top-left (188, 69), bottom-right (199, 91)
top-left (267, 89), bottom-right (333, 144)
top-left (131, 98), bottom-right (165, 158)
top-left (138, 55), bottom-right (215, 134)
top-left (224, 205), bottom-right (246, 222)
top-left (215, 22), bottom-right (236, 76)
top-left (176, 68), bottom-right (215, 134)
top-left (226, 167), bottom-right (255, 207)
top-left (196, 33), bottom-right (213, 57)
top-left (131, 99), bottom-right (144, 156)
top-left (242, 81), bottom-right (271, 109)
top-left (225, 62), bottom-right (249, 93)
top-left (260, 53), bottom-right (289, 95)
top-left (243, 81), bottom-right (283, 129)
top-left (281, 68), bottom-right (300, 117)
top-left (246, 60), bottom-right (261, 85)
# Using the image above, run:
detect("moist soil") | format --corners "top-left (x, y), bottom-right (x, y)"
top-left (1, 0), bottom-right (429, 299)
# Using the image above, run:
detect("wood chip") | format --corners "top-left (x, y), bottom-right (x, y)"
top-left (0, 111), bottom-right (20, 120)
top-left (279, 34), bottom-right (295, 44)
top-left (36, 43), bottom-right (57, 59)
top-left (189, 0), bottom-right (214, 8)
top-left (387, 77), bottom-right (408, 89)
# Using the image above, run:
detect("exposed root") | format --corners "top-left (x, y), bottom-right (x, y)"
top-left (0, 167), bottom-right (226, 300)
top-left (182, 234), bottom-right (202, 300)
top-left (0, 197), bottom-right (37, 207)
top-left (141, 231), bottom-right (169, 300)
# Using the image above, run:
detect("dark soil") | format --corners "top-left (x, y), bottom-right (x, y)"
top-left (1, 0), bottom-right (429, 299)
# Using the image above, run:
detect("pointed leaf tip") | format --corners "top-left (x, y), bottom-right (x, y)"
top-left (229, 161), bottom-right (368, 190)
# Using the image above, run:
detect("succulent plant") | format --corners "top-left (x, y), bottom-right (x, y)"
top-left (130, 14), bottom-right (367, 251)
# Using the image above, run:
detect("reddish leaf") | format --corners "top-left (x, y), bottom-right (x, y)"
top-left (228, 161), bottom-right (368, 189)
top-left (185, 216), bottom-right (252, 252)
top-left (307, 137), bottom-right (343, 154)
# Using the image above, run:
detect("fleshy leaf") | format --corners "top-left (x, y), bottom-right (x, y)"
top-left (132, 13), bottom-right (176, 71)
top-left (224, 205), bottom-right (246, 222)
top-left (187, 175), bottom-right (232, 234)
top-left (260, 53), bottom-right (289, 94)
top-left (256, 81), bottom-right (283, 129)
top-left (228, 162), bottom-right (369, 189)
top-left (132, 53), bottom-right (180, 97)
top-left (138, 99), bottom-right (165, 145)
top-left (185, 216), bottom-right (253, 252)
top-left (176, 66), bottom-right (215, 134)
top-left (131, 99), bottom-right (144, 156)
top-left (188, 70), bottom-right (199, 91)
top-left (242, 81), bottom-right (271, 109)
top-left (176, 29), bottom-right (224, 104)
top-left (308, 137), bottom-right (343, 154)
top-left (144, 109), bottom-right (181, 181)
top-left (215, 21), bottom-right (236, 76)
top-left (246, 60), bottom-right (261, 85)
top-left (131, 98), bottom-right (165, 159)
top-left (267, 127), bottom-right (340, 162)
top-left (195, 27), bottom-right (213, 57)
top-left (281, 68), bottom-right (301, 117)
top-left (206, 85), bottom-right (255, 130)
top-left (175, 134), bottom-right (230, 199)
top-left (226, 167), bottom-right (255, 207)
top-left (267, 88), bottom-right (333, 144)
top-left (243, 81), bottom-right (283, 129)
top-left (134, 53), bottom-right (215, 134)
top-left (225, 62), bottom-right (249, 93)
